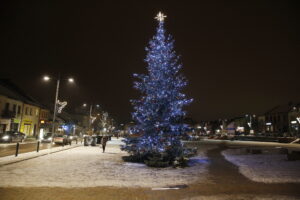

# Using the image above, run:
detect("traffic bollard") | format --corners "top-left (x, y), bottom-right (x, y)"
top-left (15, 142), bottom-right (19, 157)
top-left (37, 141), bottom-right (40, 152)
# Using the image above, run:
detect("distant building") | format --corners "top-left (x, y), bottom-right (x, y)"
top-left (226, 121), bottom-right (236, 135)
top-left (0, 79), bottom-right (42, 136)
top-left (288, 105), bottom-right (300, 137)
top-left (257, 115), bottom-right (266, 133)
top-left (226, 117), bottom-right (247, 135)
top-left (264, 104), bottom-right (291, 135)
top-left (0, 79), bottom-right (85, 138)
top-left (225, 115), bottom-right (257, 135)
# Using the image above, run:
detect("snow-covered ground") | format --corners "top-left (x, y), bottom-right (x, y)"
top-left (222, 148), bottom-right (300, 183)
top-left (183, 194), bottom-right (299, 200)
top-left (0, 138), bottom-right (210, 188)
top-left (186, 139), bottom-right (300, 150)
top-left (0, 144), bottom-right (81, 165)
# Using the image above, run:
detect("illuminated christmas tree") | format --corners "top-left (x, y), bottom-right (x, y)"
top-left (122, 12), bottom-right (192, 166)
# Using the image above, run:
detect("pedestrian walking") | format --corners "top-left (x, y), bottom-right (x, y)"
top-left (101, 136), bottom-right (108, 153)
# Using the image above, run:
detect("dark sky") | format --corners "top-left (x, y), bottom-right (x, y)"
top-left (1, 1), bottom-right (300, 123)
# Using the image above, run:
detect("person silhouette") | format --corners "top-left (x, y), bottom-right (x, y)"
top-left (101, 136), bottom-right (108, 153)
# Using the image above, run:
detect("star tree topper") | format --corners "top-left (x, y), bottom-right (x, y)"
top-left (155, 12), bottom-right (167, 22)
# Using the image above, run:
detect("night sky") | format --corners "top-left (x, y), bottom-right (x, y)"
top-left (1, 1), bottom-right (300, 123)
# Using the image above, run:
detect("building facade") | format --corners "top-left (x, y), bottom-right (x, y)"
top-left (19, 103), bottom-right (40, 136)
top-left (0, 95), bottom-right (23, 133)
top-left (264, 104), bottom-right (290, 136)
top-left (288, 105), bottom-right (300, 137)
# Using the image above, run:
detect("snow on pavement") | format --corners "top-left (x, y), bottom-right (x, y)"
top-left (222, 148), bottom-right (300, 183)
top-left (183, 194), bottom-right (299, 200)
top-left (0, 139), bottom-right (209, 188)
top-left (0, 144), bottom-right (80, 166)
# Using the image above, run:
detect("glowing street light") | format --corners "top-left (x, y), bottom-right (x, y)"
top-left (68, 78), bottom-right (74, 83)
top-left (43, 75), bottom-right (50, 81)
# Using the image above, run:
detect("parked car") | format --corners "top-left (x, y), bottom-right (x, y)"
top-left (41, 132), bottom-right (54, 143)
top-left (53, 134), bottom-right (71, 145)
top-left (0, 131), bottom-right (26, 143)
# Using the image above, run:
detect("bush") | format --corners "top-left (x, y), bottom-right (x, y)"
top-left (122, 154), bottom-right (145, 163)
top-left (144, 155), bottom-right (170, 168)
top-left (122, 146), bottom-right (197, 168)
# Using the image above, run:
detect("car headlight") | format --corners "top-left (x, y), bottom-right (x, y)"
top-left (2, 135), bottom-right (10, 140)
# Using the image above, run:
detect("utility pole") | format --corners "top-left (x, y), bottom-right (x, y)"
top-left (52, 78), bottom-right (60, 134)
top-left (89, 104), bottom-right (93, 131)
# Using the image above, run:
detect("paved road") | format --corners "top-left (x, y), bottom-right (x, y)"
top-left (0, 142), bottom-right (73, 157)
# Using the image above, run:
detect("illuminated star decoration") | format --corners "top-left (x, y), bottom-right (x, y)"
top-left (155, 12), bottom-right (167, 22)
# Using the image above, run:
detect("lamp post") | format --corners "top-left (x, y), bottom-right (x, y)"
top-left (83, 103), bottom-right (100, 133)
top-left (43, 75), bottom-right (74, 134)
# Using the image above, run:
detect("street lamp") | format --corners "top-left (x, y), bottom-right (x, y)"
top-left (43, 75), bottom-right (74, 134)
top-left (82, 103), bottom-right (101, 132)
top-left (43, 75), bottom-right (50, 81)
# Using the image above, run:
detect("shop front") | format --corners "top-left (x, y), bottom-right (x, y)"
top-left (20, 120), bottom-right (36, 136)
top-left (38, 120), bottom-right (51, 139)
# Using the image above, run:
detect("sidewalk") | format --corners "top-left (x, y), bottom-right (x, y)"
top-left (0, 143), bottom-right (81, 166)
top-left (0, 137), bottom-right (123, 165)
top-left (0, 141), bottom-right (37, 147)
